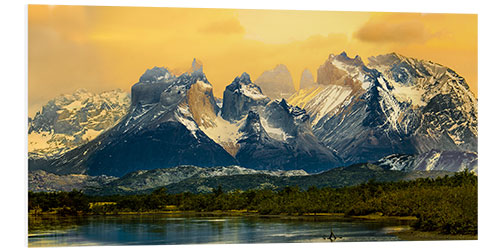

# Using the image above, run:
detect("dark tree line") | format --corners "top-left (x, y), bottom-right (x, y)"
top-left (29, 189), bottom-right (90, 215)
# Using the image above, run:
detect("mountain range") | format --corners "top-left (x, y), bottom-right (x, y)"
top-left (28, 53), bottom-right (478, 182)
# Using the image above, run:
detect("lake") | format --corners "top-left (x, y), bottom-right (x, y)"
top-left (28, 214), bottom-right (412, 247)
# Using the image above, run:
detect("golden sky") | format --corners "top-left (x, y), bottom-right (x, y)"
top-left (28, 5), bottom-right (477, 116)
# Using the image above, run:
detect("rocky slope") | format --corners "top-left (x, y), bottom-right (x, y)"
top-left (235, 101), bottom-right (342, 171)
top-left (28, 89), bottom-right (130, 159)
top-left (91, 165), bottom-right (308, 194)
top-left (124, 163), bottom-right (452, 195)
top-left (28, 170), bottom-right (117, 192)
top-left (376, 150), bottom-right (478, 173)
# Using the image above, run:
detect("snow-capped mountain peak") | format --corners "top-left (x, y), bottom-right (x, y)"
top-left (191, 58), bottom-right (203, 73)
top-left (221, 73), bottom-right (270, 121)
top-left (330, 51), bottom-right (365, 67)
top-left (229, 72), bottom-right (268, 100)
top-left (28, 89), bottom-right (131, 159)
top-left (139, 66), bottom-right (172, 83)
top-left (289, 52), bottom-right (477, 166)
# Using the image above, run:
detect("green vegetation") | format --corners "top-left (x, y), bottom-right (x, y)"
top-left (28, 189), bottom-right (90, 215)
top-left (29, 170), bottom-right (477, 235)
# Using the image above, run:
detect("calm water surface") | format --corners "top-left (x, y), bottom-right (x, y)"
top-left (28, 214), bottom-right (411, 247)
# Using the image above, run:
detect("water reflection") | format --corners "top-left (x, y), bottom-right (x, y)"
top-left (28, 214), bottom-right (411, 247)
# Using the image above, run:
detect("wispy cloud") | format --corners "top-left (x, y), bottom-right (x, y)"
top-left (354, 19), bottom-right (440, 44)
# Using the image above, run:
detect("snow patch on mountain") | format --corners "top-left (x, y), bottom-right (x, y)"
top-left (289, 85), bottom-right (352, 126)
top-left (240, 83), bottom-right (268, 100)
top-left (82, 129), bottom-right (101, 141)
top-left (199, 115), bottom-right (243, 156)
top-left (376, 84), bottom-right (406, 133)
top-left (391, 85), bottom-right (426, 106)
top-left (175, 104), bottom-right (199, 138)
top-left (311, 86), bottom-right (353, 126)
top-left (28, 131), bottom-right (54, 154)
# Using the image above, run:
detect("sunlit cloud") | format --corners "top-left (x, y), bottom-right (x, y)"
top-left (354, 20), bottom-right (440, 44)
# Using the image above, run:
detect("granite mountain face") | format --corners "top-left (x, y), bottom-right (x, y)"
top-left (219, 73), bottom-right (342, 172)
top-left (254, 64), bottom-right (296, 100)
top-left (299, 68), bottom-right (317, 90)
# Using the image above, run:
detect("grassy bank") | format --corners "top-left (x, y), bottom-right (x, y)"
top-left (391, 230), bottom-right (478, 241)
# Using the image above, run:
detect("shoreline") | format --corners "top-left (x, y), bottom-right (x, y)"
top-left (29, 210), bottom-right (416, 221)
top-left (390, 230), bottom-right (478, 241)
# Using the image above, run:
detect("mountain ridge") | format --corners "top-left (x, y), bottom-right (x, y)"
top-left (28, 52), bottom-right (478, 178)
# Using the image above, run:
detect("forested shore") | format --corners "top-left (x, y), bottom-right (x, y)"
top-left (29, 170), bottom-right (477, 236)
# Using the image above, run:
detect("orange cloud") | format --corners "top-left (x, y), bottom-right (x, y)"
top-left (351, 13), bottom-right (477, 96)
top-left (198, 18), bottom-right (245, 35)
top-left (354, 19), bottom-right (439, 43)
